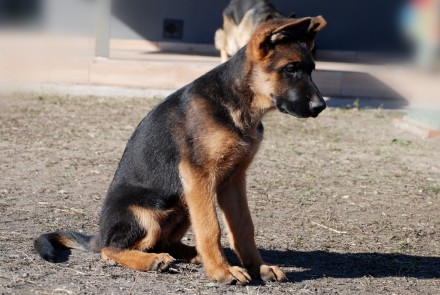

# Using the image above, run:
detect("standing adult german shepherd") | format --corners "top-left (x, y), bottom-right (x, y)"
top-left (35, 16), bottom-right (326, 285)
top-left (215, 0), bottom-right (292, 62)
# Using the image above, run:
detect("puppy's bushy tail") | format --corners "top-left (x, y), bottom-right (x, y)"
top-left (34, 231), bottom-right (100, 263)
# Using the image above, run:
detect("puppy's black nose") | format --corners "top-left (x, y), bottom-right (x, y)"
top-left (310, 100), bottom-right (326, 116)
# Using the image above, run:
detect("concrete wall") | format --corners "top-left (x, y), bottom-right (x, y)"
top-left (273, 0), bottom-right (405, 52)
top-left (34, 0), bottom-right (406, 53)
top-left (41, 0), bottom-right (97, 36)
top-left (111, 0), bottom-right (405, 52)
top-left (112, 0), bottom-right (229, 43)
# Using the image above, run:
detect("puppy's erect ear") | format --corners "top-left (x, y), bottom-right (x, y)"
top-left (248, 16), bottom-right (326, 60)
top-left (303, 15), bottom-right (327, 50)
top-left (270, 18), bottom-right (312, 43)
top-left (271, 16), bottom-right (327, 49)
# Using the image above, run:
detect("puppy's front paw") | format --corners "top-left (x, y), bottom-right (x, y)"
top-left (208, 265), bottom-right (251, 285)
top-left (259, 264), bottom-right (286, 282)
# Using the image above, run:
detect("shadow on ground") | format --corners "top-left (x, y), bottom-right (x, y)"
top-left (225, 248), bottom-right (440, 283)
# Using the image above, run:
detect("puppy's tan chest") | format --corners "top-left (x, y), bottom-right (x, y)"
top-left (203, 127), bottom-right (263, 175)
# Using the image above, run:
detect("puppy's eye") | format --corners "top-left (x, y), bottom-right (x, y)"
top-left (284, 62), bottom-right (301, 73)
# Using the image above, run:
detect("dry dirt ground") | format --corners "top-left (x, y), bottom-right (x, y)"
top-left (0, 94), bottom-right (439, 294)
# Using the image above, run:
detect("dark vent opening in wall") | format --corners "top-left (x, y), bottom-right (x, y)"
top-left (163, 19), bottom-right (183, 39)
top-left (0, 0), bottom-right (41, 25)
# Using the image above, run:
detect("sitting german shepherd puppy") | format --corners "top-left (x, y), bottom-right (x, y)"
top-left (215, 0), bottom-right (292, 62)
top-left (35, 16), bottom-right (326, 285)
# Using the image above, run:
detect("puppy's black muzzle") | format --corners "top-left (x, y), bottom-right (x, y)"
top-left (310, 99), bottom-right (326, 117)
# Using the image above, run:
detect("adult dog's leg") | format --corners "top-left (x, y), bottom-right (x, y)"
top-left (217, 170), bottom-right (287, 282)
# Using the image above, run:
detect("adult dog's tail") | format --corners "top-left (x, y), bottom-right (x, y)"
top-left (34, 231), bottom-right (99, 262)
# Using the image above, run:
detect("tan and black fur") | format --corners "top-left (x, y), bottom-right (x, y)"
top-left (215, 0), bottom-right (292, 62)
top-left (35, 16), bottom-right (327, 285)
